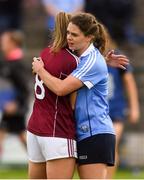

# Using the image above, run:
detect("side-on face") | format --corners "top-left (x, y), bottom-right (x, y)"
top-left (67, 22), bottom-right (92, 56)
top-left (0, 33), bottom-right (13, 54)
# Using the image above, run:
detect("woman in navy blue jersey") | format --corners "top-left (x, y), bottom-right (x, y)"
top-left (106, 34), bottom-right (140, 179)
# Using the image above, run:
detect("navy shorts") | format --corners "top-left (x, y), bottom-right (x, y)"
top-left (77, 133), bottom-right (115, 166)
top-left (0, 113), bottom-right (26, 134)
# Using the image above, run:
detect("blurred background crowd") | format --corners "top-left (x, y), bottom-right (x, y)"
top-left (0, 0), bottom-right (144, 178)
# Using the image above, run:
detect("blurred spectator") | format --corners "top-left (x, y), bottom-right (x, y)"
top-left (85, 0), bottom-right (144, 45)
top-left (0, 0), bottom-right (23, 34)
top-left (41, 0), bottom-right (85, 45)
top-left (0, 30), bottom-right (30, 158)
top-left (106, 33), bottom-right (140, 178)
top-left (0, 79), bottom-right (16, 113)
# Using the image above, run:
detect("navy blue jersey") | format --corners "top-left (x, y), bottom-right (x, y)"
top-left (108, 65), bottom-right (132, 121)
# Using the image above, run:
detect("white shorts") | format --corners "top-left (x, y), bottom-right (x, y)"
top-left (27, 131), bottom-right (77, 162)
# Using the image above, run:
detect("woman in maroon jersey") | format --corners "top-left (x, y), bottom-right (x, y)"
top-left (27, 12), bottom-right (78, 179)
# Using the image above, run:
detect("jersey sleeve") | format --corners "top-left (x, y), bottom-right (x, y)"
top-left (71, 52), bottom-right (107, 89)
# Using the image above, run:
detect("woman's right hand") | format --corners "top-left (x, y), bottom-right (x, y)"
top-left (105, 50), bottom-right (129, 69)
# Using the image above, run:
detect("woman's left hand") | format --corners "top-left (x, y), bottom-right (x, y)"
top-left (32, 57), bottom-right (44, 74)
top-left (128, 108), bottom-right (140, 124)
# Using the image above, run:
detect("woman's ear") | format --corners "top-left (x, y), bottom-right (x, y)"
top-left (87, 35), bottom-right (95, 43)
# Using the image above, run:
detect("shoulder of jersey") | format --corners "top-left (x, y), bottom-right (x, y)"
top-left (40, 47), bottom-right (51, 56)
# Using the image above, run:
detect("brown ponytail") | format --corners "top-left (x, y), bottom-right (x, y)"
top-left (93, 23), bottom-right (107, 55)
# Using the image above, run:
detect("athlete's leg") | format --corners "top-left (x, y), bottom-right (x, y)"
top-left (0, 129), bottom-right (6, 159)
top-left (0, 129), bottom-right (6, 145)
top-left (28, 161), bottom-right (47, 179)
top-left (18, 131), bottom-right (27, 148)
top-left (77, 134), bottom-right (115, 179)
top-left (78, 163), bottom-right (107, 179)
top-left (42, 137), bottom-right (77, 178)
top-left (27, 131), bottom-right (47, 178)
top-left (27, 132), bottom-right (77, 178)
top-left (46, 157), bottom-right (76, 179)
top-left (107, 121), bottom-right (124, 179)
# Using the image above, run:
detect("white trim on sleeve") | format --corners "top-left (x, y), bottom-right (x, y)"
top-left (83, 81), bottom-right (94, 89)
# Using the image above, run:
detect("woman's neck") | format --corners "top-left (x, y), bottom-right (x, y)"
top-left (77, 43), bottom-right (91, 57)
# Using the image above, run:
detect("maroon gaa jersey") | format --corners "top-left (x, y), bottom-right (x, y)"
top-left (27, 48), bottom-right (78, 139)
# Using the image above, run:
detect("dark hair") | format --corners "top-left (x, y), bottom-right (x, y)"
top-left (70, 13), bottom-right (107, 55)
